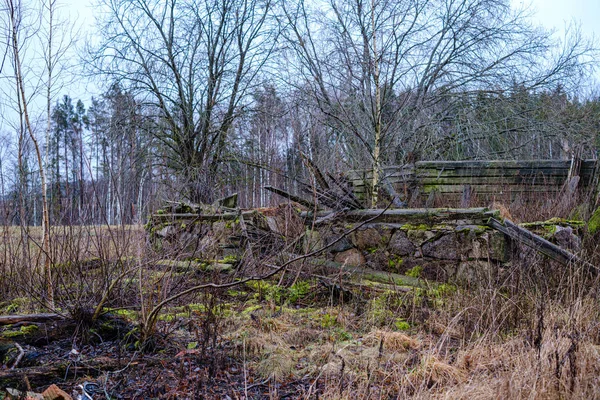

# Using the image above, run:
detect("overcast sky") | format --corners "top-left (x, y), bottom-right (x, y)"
top-left (523, 0), bottom-right (600, 38)
top-left (16, 0), bottom-right (600, 108)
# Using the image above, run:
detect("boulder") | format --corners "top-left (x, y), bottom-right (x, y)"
top-left (351, 228), bottom-right (382, 251)
top-left (387, 230), bottom-right (416, 256)
top-left (406, 229), bottom-right (436, 246)
top-left (334, 249), bottom-right (366, 266)
top-left (422, 234), bottom-right (459, 260)
top-left (324, 234), bottom-right (354, 253)
top-left (553, 226), bottom-right (582, 251)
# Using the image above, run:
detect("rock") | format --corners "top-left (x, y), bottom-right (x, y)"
top-left (455, 261), bottom-right (494, 284)
top-left (334, 249), bottom-right (366, 266)
top-left (304, 230), bottom-right (323, 251)
top-left (422, 234), bottom-right (459, 260)
top-left (324, 234), bottom-right (354, 253)
top-left (351, 228), bottom-right (382, 251)
top-left (553, 226), bottom-right (582, 251)
top-left (487, 231), bottom-right (509, 262)
top-left (388, 230), bottom-right (416, 256)
top-left (212, 193), bottom-right (238, 209)
top-left (406, 229), bottom-right (436, 246)
top-left (156, 225), bottom-right (177, 238)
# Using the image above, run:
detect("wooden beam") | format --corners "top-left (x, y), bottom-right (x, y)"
top-left (488, 218), bottom-right (595, 269)
top-left (263, 185), bottom-right (317, 209)
top-left (301, 207), bottom-right (494, 225)
top-left (0, 313), bottom-right (64, 326)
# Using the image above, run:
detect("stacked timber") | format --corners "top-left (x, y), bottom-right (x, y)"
top-left (347, 159), bottom-right (598, 205)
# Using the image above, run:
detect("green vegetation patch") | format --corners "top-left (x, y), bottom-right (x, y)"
top-left (589, 207), bottom-right (600, 236)
top-left (2, 324), bottom-right (39, 339)
top-left (246, 279), bottom-right (312, 305)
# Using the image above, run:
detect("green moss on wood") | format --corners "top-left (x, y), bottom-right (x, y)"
top-left (589, 207), bottom-right (600, 236)
top-left (2, 324), bottom-right (39, 338)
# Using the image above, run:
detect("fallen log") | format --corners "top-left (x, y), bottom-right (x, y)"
top-left (0, 314), bottom-right (64, 326)
top-left (0, 356), bottom-right (160, 389)
top-left (301, 207), bottom-right (494, 225)
top-left (263, 186), bottom-right (317, 209)
top-left (488, 218), bottom-right (595, 269)
top-left (306, 257), bottom-right (427, 288)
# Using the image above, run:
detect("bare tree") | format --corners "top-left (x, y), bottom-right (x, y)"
top-left (4, 0), bottom-right (54, 307)
top-left (279, 0), bottom-right (596, 204)
top-left (89, 0), bottom-right (278, 203)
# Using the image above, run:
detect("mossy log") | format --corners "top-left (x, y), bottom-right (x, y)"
top-left (308, 257), bottom-right (427, 288)
top-left (0, 314), bottom-right (63, 326)
top-left (301, 207), bottom-right (495, 225)
top-left (488, 218), bottom-right (593, 269)
top-left (154, 259), bottom-right (234, 273)
top-left (0, 356), bottom-right (160, 389)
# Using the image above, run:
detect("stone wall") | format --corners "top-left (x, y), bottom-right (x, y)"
top-left (310, 222), bottom-right (509, 283)
top-left (147, 204), bottom-right (583, 285)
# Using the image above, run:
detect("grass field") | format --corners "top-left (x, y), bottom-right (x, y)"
top-left (0, 212), bottom-right (599, 398)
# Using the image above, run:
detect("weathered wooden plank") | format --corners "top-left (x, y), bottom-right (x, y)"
top-left (301, 207), bottom-right (493, 224)
top-left (420, 176), bottom-right (568, 185)
top-left (264, 185), bottom-right (317, 209)
top-left (151, 211), bottom-right (252, 222)
top-left (417, 167), bottom-right (572, 177)
top-left (421, 185), bottom-right (563, 194)
top-left (487, 218), bottom-right (593, 269)
top-left (415, 160), bottom-right (576, 169)
top-left (0, 313), bottom-right (64, 325)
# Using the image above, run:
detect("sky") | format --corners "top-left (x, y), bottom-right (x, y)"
top-left (5, 0), bottom-right (600, 113)
top-left (523, 0), bottom-right (600, 38)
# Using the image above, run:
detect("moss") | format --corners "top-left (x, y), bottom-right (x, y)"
top-left (246, 279), bottom-right (311, 305)
top-left (400, 223), bottom-right (430, 231)
top-left (405, 265), bottom-right (423, 278)
top-left (588, 207), bottom-right (600, 236)
top-left (394, 319), bottom-right (411, 331)
top-left (0, 297), bottom-right (30, 314)
top-left (159, 312), bottom-right (189, 322)
top-left (227, 290), bottom-right (248, 297)
top-left (387, 256), bottom-right (404, 273)
top-left (221, 255), bottom-right (239, 264)
top-left (544, 217), bottom-right (584, 227)
top-left (108, 308), bottom-right (138, 321)
top-left (367, 290), bottom-right (405, 326)
top-left (242, 305), bottom-right (263, 315)
top-left (2, 324), bottom-right (39, 338)
top-left (331, 327), bottom-right (352, 341)
top-left (543, 224), bottom-right (557, 235)
top-left (319, 313), bottom-right (337, 328)
top-left (472, 225), bottom-right (490, 234)
top-left (521, 218), bottom-right (585, 229)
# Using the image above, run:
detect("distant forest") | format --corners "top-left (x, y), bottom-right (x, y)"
top-left (1, 0), bottom-right (598, 225)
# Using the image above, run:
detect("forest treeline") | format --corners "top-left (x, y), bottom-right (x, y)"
top-left (2, 0), bottom-right (599, 226)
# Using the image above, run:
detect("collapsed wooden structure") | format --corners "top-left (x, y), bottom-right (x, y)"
top-left (347, 159), bottom-right (599, 205)
top-left (146, 157), bottom-right (597, 286)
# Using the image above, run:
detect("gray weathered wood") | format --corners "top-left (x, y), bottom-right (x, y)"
top-left (488, 218), bottom-right (594, 269)
top-left (0, 313), bottom-right (64, 326)
top-left (301, 207), bottom-right (494, 224)
top-left (264, 185), bottom-right (317, 209)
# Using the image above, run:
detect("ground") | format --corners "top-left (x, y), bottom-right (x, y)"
top-left (2, 264), bottom-right (600, 399)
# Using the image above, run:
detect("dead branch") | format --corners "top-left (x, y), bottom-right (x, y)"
top-left (0, 314), bottom-right (64, 326)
